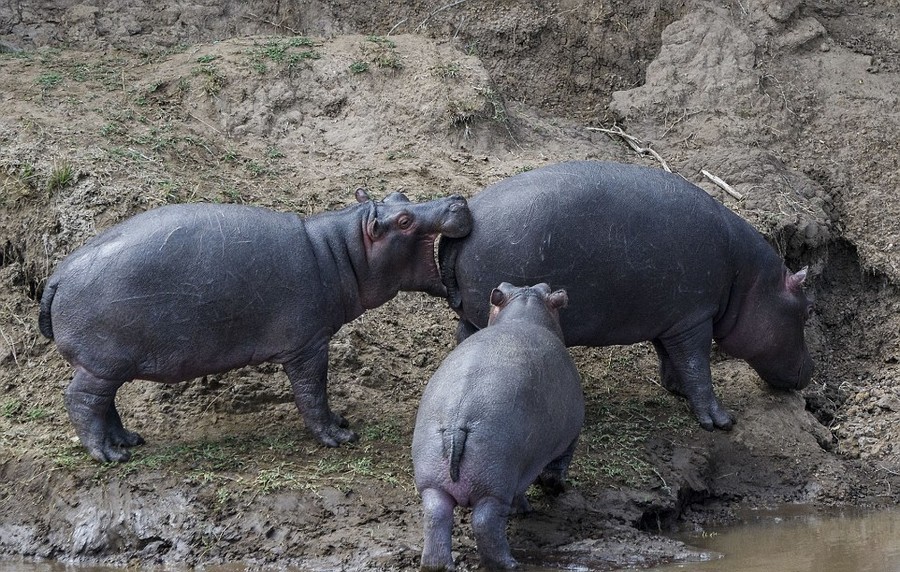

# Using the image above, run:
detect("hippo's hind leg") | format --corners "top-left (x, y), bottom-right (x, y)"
top-left (420, 488), bottom-right (456, 571)
top-left (472, 496), bottom-right (517, 569)
top-left (65, 367), bottom-right (138, 463)
top-left (106, 402), bottom-right (145, 448)
top-left (536, 436), bottom-right (579, 494)
top-left (651, 340), bottom-right (682, 396)
top-left (658, 322), bottom-right (734, 431)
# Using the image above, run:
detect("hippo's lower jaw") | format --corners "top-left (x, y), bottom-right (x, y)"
top-left (753, 358), bottom-right (814, 391)
top-left (405, 235), bottom-right (448, 297)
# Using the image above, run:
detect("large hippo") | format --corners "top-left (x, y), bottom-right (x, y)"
top-left (39, 189), bottom-right (472, 462)
top-left (413, 282), bottom-right (584, 571)
top-left (439, 160), bottom-right (814, 431)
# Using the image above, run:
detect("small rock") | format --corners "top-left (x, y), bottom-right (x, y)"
top-left (876, 396), bottom-right (900, 412)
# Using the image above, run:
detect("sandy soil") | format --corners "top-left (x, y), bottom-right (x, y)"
top-left (0, 0), bottom-right (898, 569)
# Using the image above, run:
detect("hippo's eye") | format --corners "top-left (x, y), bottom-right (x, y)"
top-left (397, 214), bottom-right (413, 230)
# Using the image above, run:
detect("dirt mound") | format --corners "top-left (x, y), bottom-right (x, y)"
top-left (1, 0), bottom-right (899, 569)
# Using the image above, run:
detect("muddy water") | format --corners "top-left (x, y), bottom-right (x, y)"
top-left (637, 506), bottom-right (900, 572)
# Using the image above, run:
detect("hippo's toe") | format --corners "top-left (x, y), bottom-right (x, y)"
top-left (314, 423), bottom-right (359, 447)
top-left (694, 399), bottom-right (735, 432)
top-left (88, 442), bottom-right (132, 464)
top-left (109, 427), bottom-right (145, 448)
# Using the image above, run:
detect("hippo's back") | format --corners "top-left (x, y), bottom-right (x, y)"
top-left (47, 204), bottom-right (321, 381)
top-left (441, 161), bottom-right (747, 346)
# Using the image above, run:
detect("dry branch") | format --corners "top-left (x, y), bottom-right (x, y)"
top-left (701, 169), bottom-right (743, 200)
top-left (243, 12), bottom-right (302, 35)
top-left (416, 0), bottom-right (468, 32)
top-left (587, 125), bottom-right (672, 172)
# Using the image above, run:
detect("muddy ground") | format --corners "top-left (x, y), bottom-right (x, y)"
top-left (0, 0), bottom-right (898, 570)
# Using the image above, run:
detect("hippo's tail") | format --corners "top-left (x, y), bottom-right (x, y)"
top-left (444, 427), bottom-right (468, 483)
top-left (38, 280), bottom-right (57, 340)
top-left (437, 236), bottom-right (463, 311)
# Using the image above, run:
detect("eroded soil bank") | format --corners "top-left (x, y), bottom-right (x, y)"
top-left (1, 1), bottom-right (899, 569)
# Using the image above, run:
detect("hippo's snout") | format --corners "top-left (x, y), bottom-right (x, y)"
top-left (440, 197), bottom-right (472, 238)
top-left (753, 351), bottom-right (814, 391)
top-left (795, 354), bottom-right (814, 389)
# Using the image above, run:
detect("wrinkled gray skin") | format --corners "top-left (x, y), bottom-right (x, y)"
top-left (412, 283), bottom-right (584, 571)
top-left (39, 189), bottom-right (472, 463)
top-left (440, 160), bottom-right (815, 431)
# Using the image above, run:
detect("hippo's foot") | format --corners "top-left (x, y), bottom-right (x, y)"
top-left (106, 402), bottom-right (145, 447)
top-left (536, 437), bottom-right (576, 494)
top-left (479, 554), bottom-right (519, 570)
top-left (689, 396), bottom-right (735, 431)
top-left (535, 470), bottom-right (567, 495)
top-left (284, 350), bottom-right (359, 447)
top-left (421, 564), bottom-right (456, 572)
top-left (65, 370), bottom-right (137, 463)
top-left (77, 417), bottom-right (140, 463)
top-left (511, 494), bottom-right (532, 515)
top-left (652, 335), bottom-right (734, 431)
top-left (109, 426), bottom-right (145, 448)
top-left (85, 439), bottom-right (132, 464)
top-left (310, 411), bottom-right (359, 447)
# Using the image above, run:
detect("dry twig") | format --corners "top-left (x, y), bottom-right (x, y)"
top-left (387, 18), bottom-right (408, 35)
top-left (243, 12), bottom-right (302, 35)
top-left (416, 0), bottom-right (468, 32)
top-left (0, 327), bottom-right (18, 367)
top-left (701, 169), bottom-right (743, 200)
top-left (587, 125), bottom-right (672, 172)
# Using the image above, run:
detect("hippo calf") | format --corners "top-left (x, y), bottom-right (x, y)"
top-left (39, 189), bottom-right (472, 462)
top-left (440, 160), bottom-right (814, 431)
top-left (413, 282), bottom-right (584, 570)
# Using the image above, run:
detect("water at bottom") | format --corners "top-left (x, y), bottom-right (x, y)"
top-left (636, 505), bottom-right (900, 572)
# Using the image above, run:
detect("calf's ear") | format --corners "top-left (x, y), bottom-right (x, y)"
top-left (490, 288), bottom-right (506, 307)
top-left (355, 188), bottom-right (371, 203)
top-left (785, 266), bottom-right (808, 293)
top-left (547, 289), bottom-right (569, 310)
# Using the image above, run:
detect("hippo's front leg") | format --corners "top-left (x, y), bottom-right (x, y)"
top-left (454, 318), bottom-right (479, 344)
top-left (536, 436), bottom-right (579, 494)
top-left (658, 322), bottom-right (734, 431)
top-left (283, 338), bottom-right (358, 447)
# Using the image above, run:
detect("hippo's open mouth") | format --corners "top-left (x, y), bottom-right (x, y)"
top-left (423, 234), bottom-right (448, 297)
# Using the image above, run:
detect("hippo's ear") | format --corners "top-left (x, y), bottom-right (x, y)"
top-left (786, 267), bottom-right (808, 293)
top-left (547, 289), bottom-right (569, 310)
top-left (355, 188), bottom-right (371, 203)
top-left (490, 288), bottom-right (506, 307)
top-left (383, 191), bottom-right (411, 204)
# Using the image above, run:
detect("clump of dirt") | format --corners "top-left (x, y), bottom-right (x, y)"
top-left (0, 1), bottom-right (899, 570)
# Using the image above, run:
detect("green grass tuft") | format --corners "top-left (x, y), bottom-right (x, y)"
top-left (45, 162), bottom-right (75, 193)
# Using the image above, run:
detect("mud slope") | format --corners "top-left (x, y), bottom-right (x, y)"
top-left (0, 1), bottom-right (898, 570)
